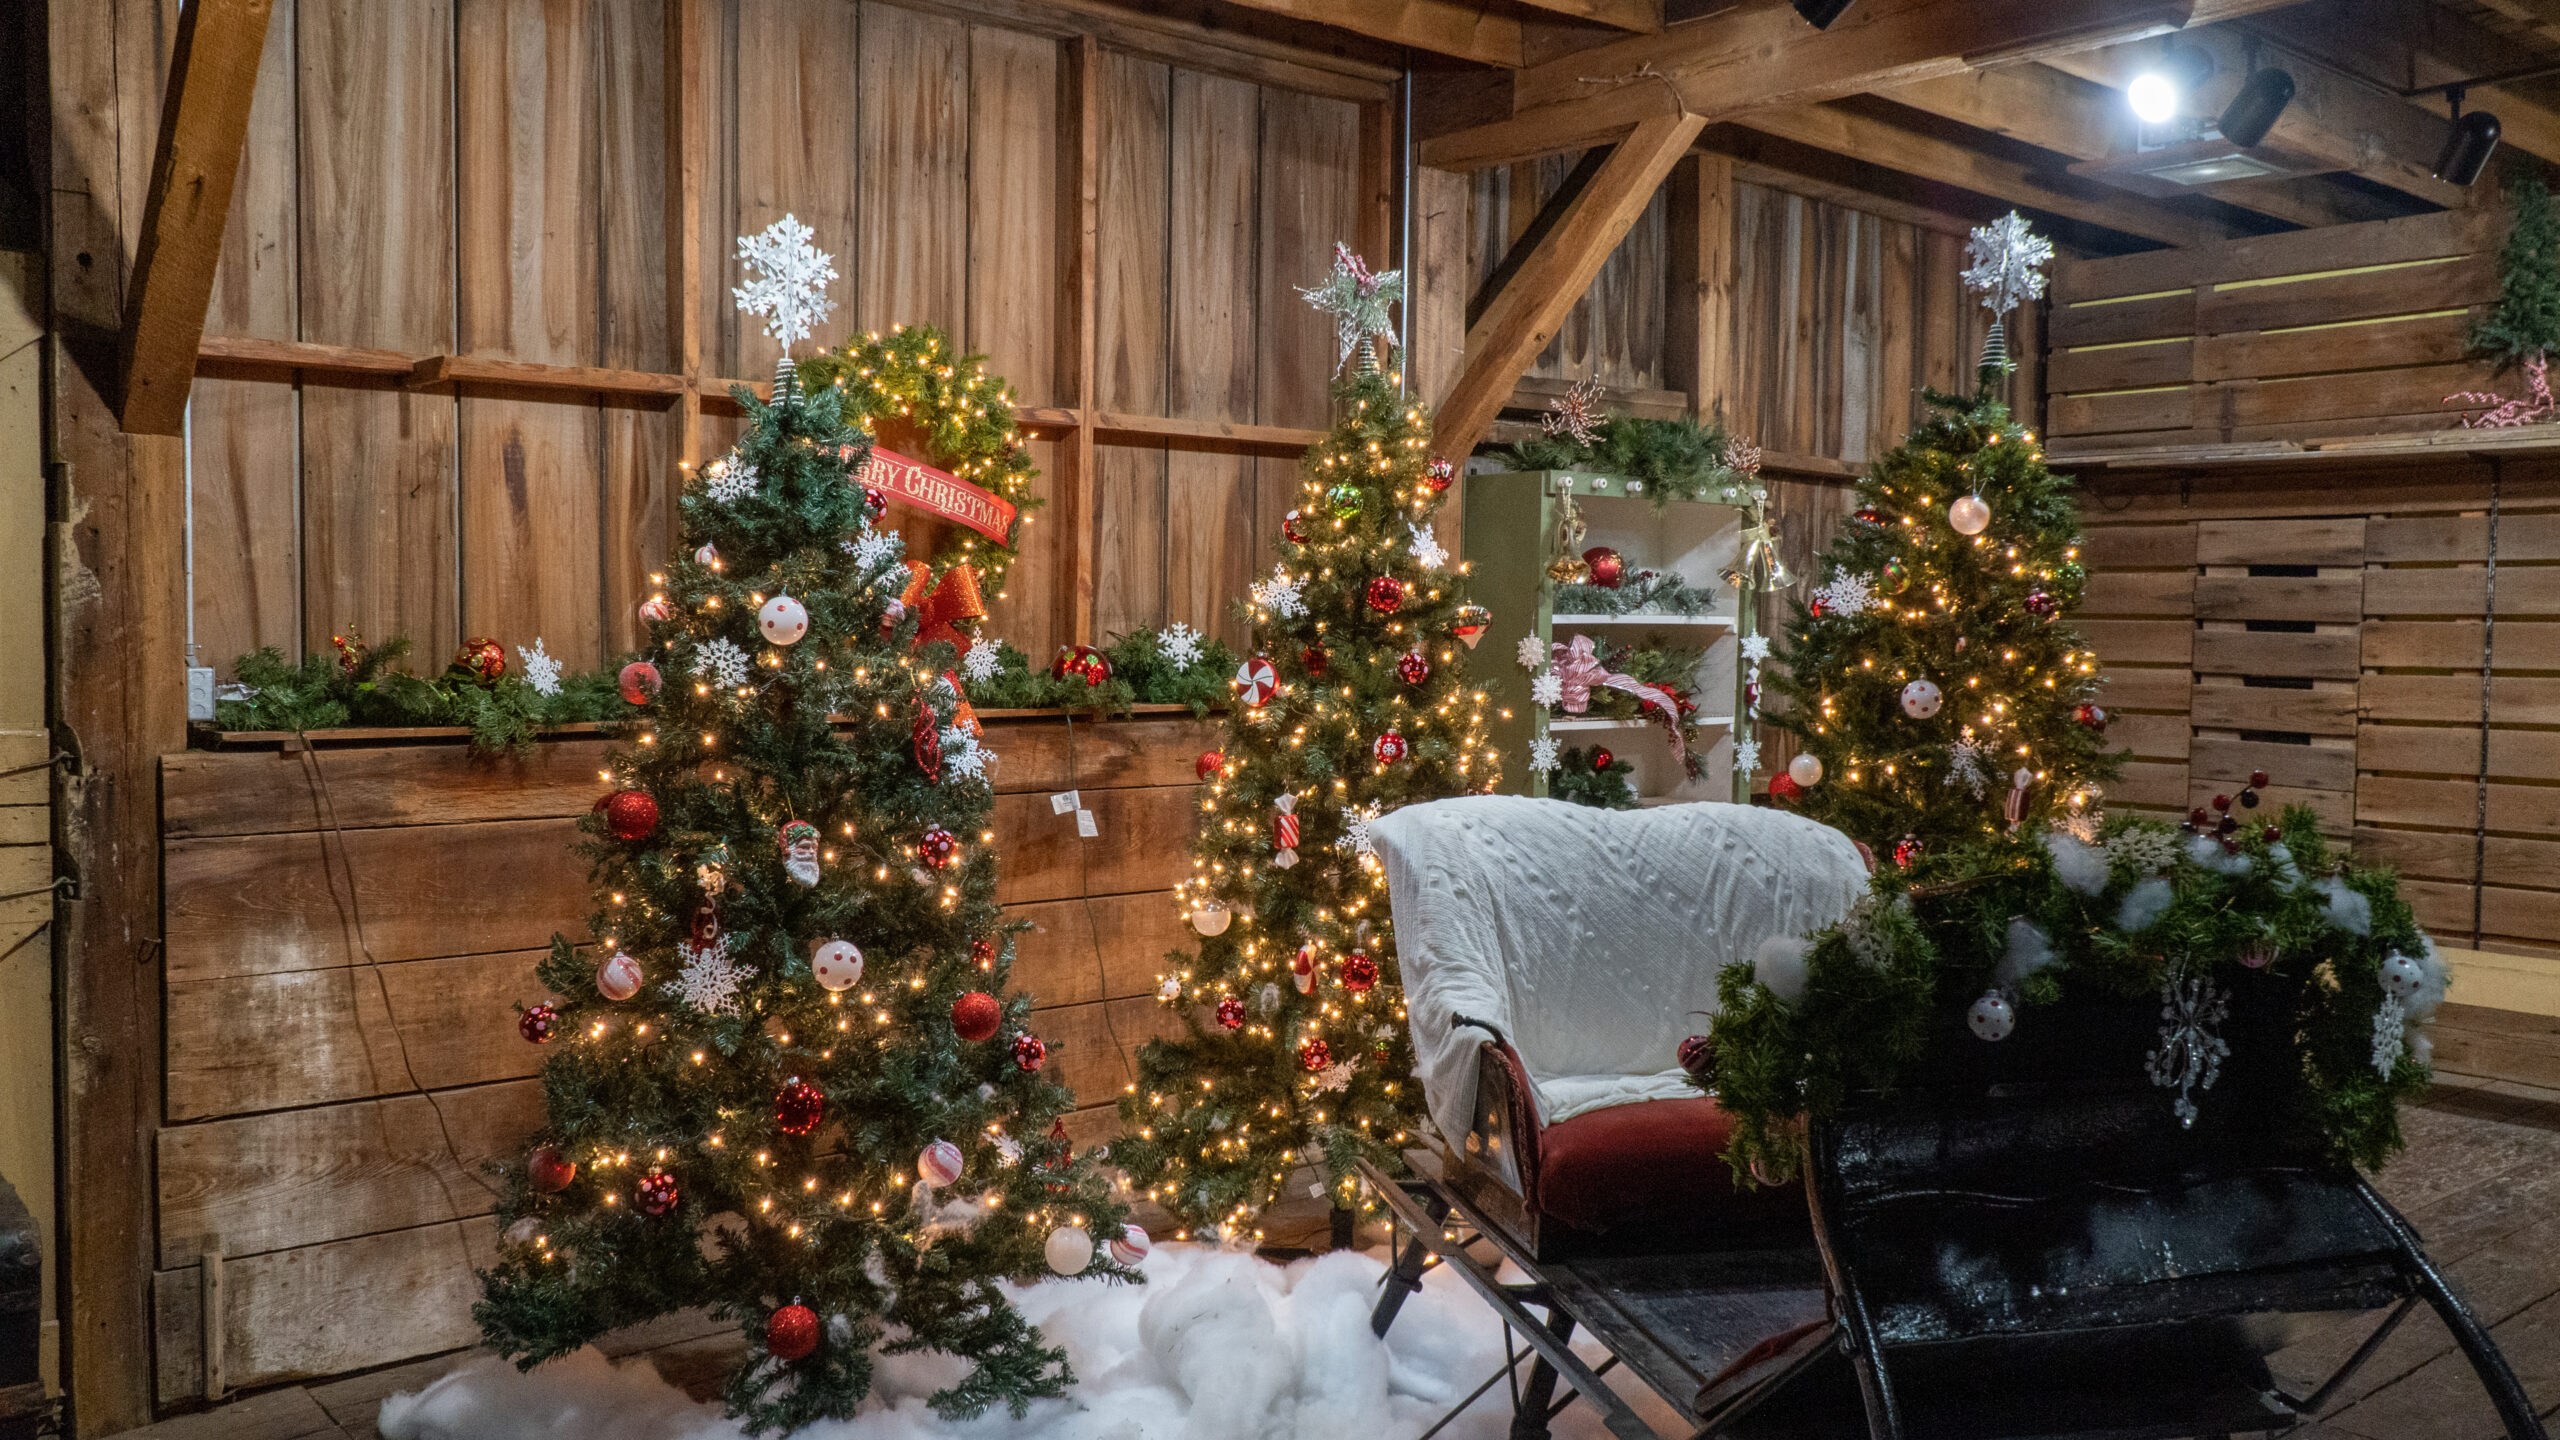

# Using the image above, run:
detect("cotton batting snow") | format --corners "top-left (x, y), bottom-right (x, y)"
top-left (378, 1245), bottom-right (1658, 1440)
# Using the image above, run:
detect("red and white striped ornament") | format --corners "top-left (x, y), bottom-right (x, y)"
top-left (1234, 654), bottom-right (1279, 707)
top-left (1270, 794), bottom-right (1300, 869)
top-left (1292, 946), bottom-right (1317, 994)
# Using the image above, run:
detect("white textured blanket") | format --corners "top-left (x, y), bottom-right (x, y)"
top-left (1369, 796), bottom-right (1870, 1142)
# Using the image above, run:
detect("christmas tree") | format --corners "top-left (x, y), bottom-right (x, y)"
top-left (2471, 173), bottom-right (2560, 370)
top-left (1112, 246), bottom-right (1497, 1238)
top-left (1767, 213), bottom-right (2116, 857)
top-left (476, 217), bottom-right (1132, 1434)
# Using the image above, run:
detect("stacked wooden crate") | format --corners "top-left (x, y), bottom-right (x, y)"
top-left (149, 713), bottom-right (1206, 1400)
top-left (2047, 208), bottom-right (2502, 454)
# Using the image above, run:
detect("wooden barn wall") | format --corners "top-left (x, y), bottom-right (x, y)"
top-left (187, 0), bottom-right (1381, 680)
top-left (148, 714), bottom-right (1208, 1401)
top-left (2072, 462), bottom-right (2560, 968)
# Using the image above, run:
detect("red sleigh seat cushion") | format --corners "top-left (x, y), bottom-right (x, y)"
top-left (1533, 1095), bottom-right (1800, 1235)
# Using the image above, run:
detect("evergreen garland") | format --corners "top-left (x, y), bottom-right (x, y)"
top-left (1494, 412), bottom-right (1740, 507)
top-left (1548, 745), bottom-right (1638, 809)
top-left (1552, 571), bottom-right (1719, 617)
top-left (2472, 174), bottom-right (2560, 369)
top-left (215, 639), bottom-right (623, 756)
top-left (961, 631), bottom-right (1238, 716)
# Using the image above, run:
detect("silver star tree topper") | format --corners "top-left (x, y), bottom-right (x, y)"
top-left (1298, 242), bottom-right (1404, 373)
top-left (734, 214), bottom-right (838, 354)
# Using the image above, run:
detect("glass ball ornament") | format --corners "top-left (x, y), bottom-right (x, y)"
top-left (599, 789), bottom-right (659, 841)
top-left (1768, 773), bottom-right (1803, 803)
top-left (1365, 575), bottom-right (1406, 614)
top-left (2024, 590), bottom-right (2058, 619)
top-left (1879, 557), bottom-right (1910, 594)
top-left (1788, 753), bottom-right (1824, 788)
top-left (1196, 749), bottom-right (1224, 779)
top-left (1424, 455), bottom-right (1456, 493)
top-left (1190, 901), bottom-right (1232, 937)
top-left (453, 637), bottom-right (506, 684)
top-left (951, 991), bottom-right (1002, 1042)
top-left (766, 1303), bottom-right (821, 1362)
top-left (775, 1077), bottom-right (825, 1136)
top-left (1298, 1037), bottom-right (1333, 1072)
top-left (1592, 748), bottom-right (1616, 771)
top-left (1396, 650), bottom-right (1430, 685)
top-left (1108, 1223), bottom-right (1153, 1266)
top-left (1582, 546), bottom-right (1626, 588)
top-left (918, 1139), bottom-right (964, 1188)
top-left (1012, 1033), bottom-right (1048, 1072)
top-left (1677, 1034), bottom-right (1717, 1079)
top-left (518, 1004), bottom-right (559, 1044)
top-left (1325, 482), bottom-right (1363, 518)
top-left (810, 939), bottom-right (864, 992)
top-left (1892, 834), bottom-right (1924, 868)
top-left (1450, 605), bottom-right (1490, 648)
top-left (595, 951), bottom-right (644, 1001)
top-left (695, 542), bottom-right (719, 566)
top-left (1899, 678), bottom-right (1944, 719)
top-left (1281, 509), bottom-right (1308, 544)
top-left (2075, 702), bottom-right (2108, 731)
top-left (1045, 1224), bottom-right (1095, 1276)
top-left (1372, 730), bottom-right (1408, 764)
top-left (1216, 995), bottom-right (1246, 1029)
top-left (617, 660), bottom-right (661, 705)
top-left (2381, 952), bottom-right (2427, 1000)
top-left (971, 936), bottom-right (998, 969)
top-left (1301, 643), bottom-right (1329, 678)
top-left (528, 1144), bottom-right (576, 1193)
top-left (919, 826), bottom-right (958, 869)
top-left (862, 486), bottom-right (889, 523)
top-left (1340, 953), bottom-right (1379, 993)
top-left (758, 593), bottom-right (809, 645)
top-left (1967, 990), bottom-right (2016, 1041)
top-left (634, 1167), bottom-right (679, 1216)
top-left (1852, 505), bottom-right (1885, 526)
top-left (1948, 493), bottom-right (1991, 535)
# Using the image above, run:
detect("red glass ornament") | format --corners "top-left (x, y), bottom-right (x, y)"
top-left (1676, 1034), bottom-right (1717, 1079)
top-left (863, 486), bottom-right (890, 523)
top-left (1282, 509), bottom-right (1309, 544)
top-left (1298, 1037), bottom-right (1333, 1072)
top-left (1892, 835), bottom-right (1923, 868)
top-left (634, 1167), bottom-right (679, 1216)
top-left (2024, 590), bottom-right (2058, 618)
top-left (2190, 807), bottom-right (2212, 827)
top-left (775, 1077), bottom-right (824, 1136)
top-left (518, 1004), bottom-right (559, 1044)
top-left (599, 789), bottom-right (660, 841)
top-left (1051, 644), bottom-right (1112, 687)
top-left (2250, 769), bottom-right (2271, 788)
top-left (1196, 749), bottom-right (1224, 780)
top-left (453, 637), bottom-right (506, 684)
top-left (1424, 456), bottom-right (1456, 493)
top-left (2263, 825), bottom-right (2282, 842)
top-left (1372, 730), bottom-right (1408, 764)
top-left (1301, 644), bottom-right (1330, 678)
top-left (971, 936), bottom-right (998, 969)
top-left (2074, 703), bottom-right (2108, 731)
top-left (1582, 546), bottom-right (1625, 589)
top-left (1852, 506), bottom-right (1885, 527)
top-left (1216, 995), bottom-right (1246, 1029)
top-left (2212, 793), bottom-right (2232, 813)
top-left (1012, 1033), bottom-right (1048, 1071)
top-left (1396, 650), bottom-right (1429, 685)
top-left (617, 660), bottom-right (661, 706)
top-left (952, 991), bottom-right (1002, 1042)
top-left (1591, 748), bottom-right (1615, 771)
top-left (1364, 575), bottom-right (1405, 614)
top-left (528, 1145), bottom-right (576, 1193)
top-left (920, 827), bottom-right (958, 869)
top-left (767, 1303), bottom-right (821, 1362)
top-left (1450, 606), bottom-right (1490, 645)
top-left (1768, 774), bottom-right (1803, 802)
top-left (1339, 953), bottom-right (1378, 993)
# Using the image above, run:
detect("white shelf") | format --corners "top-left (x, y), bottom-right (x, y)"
top-left (1551, 612), bottom-right (1735, 628)
top-left (1546, 715), bottom-right (1734, 732)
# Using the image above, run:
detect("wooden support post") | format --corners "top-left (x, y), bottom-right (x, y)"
top-left (1358, 99), bottom-right (1397, 272)
top-left (114, 0), bottom-right (276, 436)
top-left (1665, 153), bottom-right (1735, 425)
top-left (1435, 110), bottom-right (1705, 457)
top-left (665, 0), bottom-right (704, 471)
top-left (1057, 36), bottom-right (1101, 647)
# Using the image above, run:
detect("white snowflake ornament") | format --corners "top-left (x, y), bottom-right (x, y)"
top-left (667, 936), bottom-right (755, 1017)
top-left (692, 637), bottom-right (750, 691)
top-left (1945, 737), bottom-right (1992, 798)
top-left (1813, 572), bottom-right (1876, 619)
top-left (961, 636), bottom-right (1002, 683)
top-left (733, 215), bottom-right (838, 352)
top-left (1314, 1060), bottom-right (1356, 1093)
top-left (1158, 621), bottom-right (1205, 671)
top-left (1740, 634), bottom-right (1773, 663)
top-left (516, 638), bottom-right (562, 697)
top-left (1529, 671), bottom-right (1564, 708)
top-left (1408, 522), bottom-right (1447, 572)
top-left (1962, 211), bottom-right (2055, 318)
top-left (1516, 635), bottom-right (1548, 670)
top-left (703, 455), bottom-right (759, 504)
top-left (941, 726), bottom-right (991, 783)
top-left (1249, 565), bottom-right (1306, 620)
top-left (1528, 737), bottom-right (1560, 774)
top-left (1337, 804), bottom-right (1380, 858)
top-left (1733, 736), bottom-right (1761, 775)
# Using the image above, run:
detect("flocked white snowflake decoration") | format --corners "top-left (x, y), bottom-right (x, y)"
top-left (845, 528), bottom-right (905, 576)
top-left (667, 936), bottom-right (755, 1017)
top-left (1408, 522), bottom-right (1447, 572)
top-left (1250, 565), bottom-right (1306, 620)
top-left (1528, 737), bottom-right (1560, 774)
top-left (993, 1134), bottom-right (1022, 1168)
top-left (1336, 804), bottom-right (1380, 858)
top-left (2370, 997), bottom-right (2407, 1077)
top-left (1529, 672), bottom-right (1564, 708)
top-left (703, 455), bottom-right (759, 504)
top-left (1733, 736), bottom-right (1761, 774)
top-left (2105, 826), bottom-right (2181, 876)
top-left (1313, 1060), bottom-right (1357, 1093)
top-left (733, 214), bottom-right (838, 353)
top-left (961, 636), bottom-right (1002, 683)
top-left (1159, 621), bottom-right (1205, 671)
top-left (1963, 211), bottom-right (2054, 318)
top-left (516, 638), bottom-right (561, 697)
top-left (1945, 738), bottom-right (1993, 799)
top-left (2060, 806), bottom-right (2106, 845)
top-left (1814, 572), bottom-right (1876, 619)
top-left (1740, 634), bottom-right (1773, 664)
top-left (692, 637), bottom-right (750, 691)
top-left (941, 725), bottom-right (990, 783)
top-left (1515, 635), bottom-right (1548, 670)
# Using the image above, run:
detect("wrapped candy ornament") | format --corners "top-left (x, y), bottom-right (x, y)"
top-left (779, 820), bottom-right (821, 886)
top-left (1270, 794), bottom-right (1300, 869)
top-left (1292, 946), bottom-right (1316, 994)
top-left (1108, 1223), bottom-right (1153, 1266)
top-left (1234, 655), bottom-right (1279, 706)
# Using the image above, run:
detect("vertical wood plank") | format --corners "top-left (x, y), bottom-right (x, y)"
top-left (1255, 90), bottom-right (1358, 559)
top-left (1918, 228), bottom-right (1962, 398)
top-left (1665, 153), bottom-right (1733, 425)
top-left (732, 0), bottom-right (857, 379)
top-left (456, 0), bottom-right (606, 668)
top-left (1165, 70), bottom-right (1259, 649)
top-left (1410, 166), bottom-right (1469, 413)
top-left (1093, 51), bottom-right (1168, 638)
top-left (297, 0), bottom-right (458, 660)
top-left (857, 3), bottom-right (968, 334)
top-left (969, 24), bottom-right (1060, 660)
top-left (1056, 36), bottom-right (1100, 647)
top-left (1876, 218), bottom-right (1916, 449)
top-left (692, 0), bottom-right (735, 380)
top-left (600, 0), bottom-right (673, 656)
top-left (1839, 210), bottom-right (1877, 464)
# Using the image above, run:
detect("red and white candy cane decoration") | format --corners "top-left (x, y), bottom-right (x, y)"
top-left (1292, 945), bottom-right (1317, 994)
top-left (2004, 767), bottom-right (2032, 829)
top-left (1234, 654), bottom-right (1279, 707)
top-left (1270, 794), bottom-right (1300, 869)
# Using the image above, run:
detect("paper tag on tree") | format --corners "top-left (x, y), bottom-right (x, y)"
top-left (1076, 809), bottom-right (1099, 839)
top-left (1051, 790), bottom-right (1080, 815)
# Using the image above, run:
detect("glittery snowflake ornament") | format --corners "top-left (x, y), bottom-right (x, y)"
top-left (733, 215), bottom-right (838, 353)
top-left (1250, 565), bottom-right (1306, 620)
top-left (1528, 737), bottom-right (1560, 774)
top-left (961, 636), bottom-right (1002, 683)
top-left (1812, 572), bottom-right (1876, 620)
top-left (1298, 242), bottom-right (1404, 374)
top-left (667, 935), bottom-right (755, 1017)
top-left (1158, 621), bottom-right (1205, 671)
top-left (692, 637), bottom-right (750, 691)
top-left (516, 638), bottom-right (562, 698)
top-left (703, 454), bottom-right (759, 504)
top-left (1408, 522), bottom-right (1447, 571)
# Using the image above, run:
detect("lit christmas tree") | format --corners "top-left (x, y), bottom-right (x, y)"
top-left (475, 218), bottom-right (1132, 1434)
top-left (1767, 213), bottom-right (2116, 857)
top-left (1113, 246), bottom-right (1497, 1238)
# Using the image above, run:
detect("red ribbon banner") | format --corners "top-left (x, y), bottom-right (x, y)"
top-left (856, 447), bottom-right (1018, 545)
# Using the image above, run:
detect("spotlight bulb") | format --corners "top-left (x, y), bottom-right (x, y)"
top-left (2127, 71), bottom-right (2181, 125)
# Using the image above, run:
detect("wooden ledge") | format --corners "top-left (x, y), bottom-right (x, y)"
top-left (194, 704), bottom-right (1212, 750)
top-left (2052, 422), bottom-right (2560, 471)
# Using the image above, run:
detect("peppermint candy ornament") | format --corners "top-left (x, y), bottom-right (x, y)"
top-left (1373, 730), bottom-right (1408, 765)
top-left (1270, 794), bottom-right (1300, 869)
top-left (918, 1139), bottom-right (963, 1188)
top-left (596, 950), bottom-right (644, 1001)
top-left (1234, 655), bottom-right (1279, 706)
top-left (638, 593), bottom-right (674, 623)
top-left (778, 820), bottom-right (821, 886)
top-left (1109, 1223), bottom-right (1152, 1266)
top-left (759, 593), bottom-right (809, 645)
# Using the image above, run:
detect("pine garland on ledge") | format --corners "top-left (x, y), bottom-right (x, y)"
top-left (1548, 745), bottom-right (1639, 809)
top-left (1494, 411), bottom-right (1743, 508)
top-left (214, 638), bottom-right (623, 755)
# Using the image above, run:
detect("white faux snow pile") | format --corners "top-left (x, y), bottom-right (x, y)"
top-left (378, 1245), bottom-right (1666, 1440)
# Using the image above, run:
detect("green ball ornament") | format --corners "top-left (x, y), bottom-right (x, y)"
top-left (1880, 557), bottom-right (1911, 593)
top-left (1325, 483), bottom-right (1363, 519)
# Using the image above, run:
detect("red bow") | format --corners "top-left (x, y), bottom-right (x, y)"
top-left (899, 561), bottom-right (988, 651)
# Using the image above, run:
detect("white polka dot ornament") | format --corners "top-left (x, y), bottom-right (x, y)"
top-left (1900, 678), bottom-right (1943, 719)
top-left (758, 593), bottom-right (809, 645)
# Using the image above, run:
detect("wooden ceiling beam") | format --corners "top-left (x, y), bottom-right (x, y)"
top-left (116, 0), bottom-right (276, 436)
top-left (1735, 101), bottom-right (2237, 245)
top-left (1208, 0), bottom-right (1522, 66)
top-left (1437, 110), bottom-right (1707, 456)
top-left (1510, 0), bottom-right (1662, 32)
top-left (2244, 1), bottom-right (2560, 169)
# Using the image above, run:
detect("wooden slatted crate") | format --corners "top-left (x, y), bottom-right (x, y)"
top-left (2047, 209), bottom-right (2504, 453)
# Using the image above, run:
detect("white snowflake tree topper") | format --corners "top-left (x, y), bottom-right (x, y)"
top-left (1963, 211), bottom-right (2053, 373)
top-left (1297, 242), bottom-right (1404, 374)
top-left (733, 214), bottom-right (838, 354)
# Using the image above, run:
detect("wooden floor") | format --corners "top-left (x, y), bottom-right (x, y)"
top-left (100, 1075), bottom-right (2560, 1440)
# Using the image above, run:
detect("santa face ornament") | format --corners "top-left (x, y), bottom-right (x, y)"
top-left (779, 820), bottom-right (821, 887)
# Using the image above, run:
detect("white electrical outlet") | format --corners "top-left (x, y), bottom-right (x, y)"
top-left (187, 666), bottom-right (217, 721)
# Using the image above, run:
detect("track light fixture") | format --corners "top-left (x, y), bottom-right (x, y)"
top-left (2127, 42), bottom-right (2215, 126)
top-left (2217, 67), bottom-right (2294, 148)
top-left (2435, 88), bottom-right (2502, 186)
top-left (1790, 0), bottom-right (1854, 29)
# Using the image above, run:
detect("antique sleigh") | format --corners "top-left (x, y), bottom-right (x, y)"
top-left (1360, 796), bottom-right (2548, 1440)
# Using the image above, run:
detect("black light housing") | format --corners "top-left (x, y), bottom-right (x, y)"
top-left (1791, 0), bottom-right (1854, 28)
top-left (2217, 67), bottom-right (2295, 148)
top-left (2437, 109), bottom-right (2503, 185)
